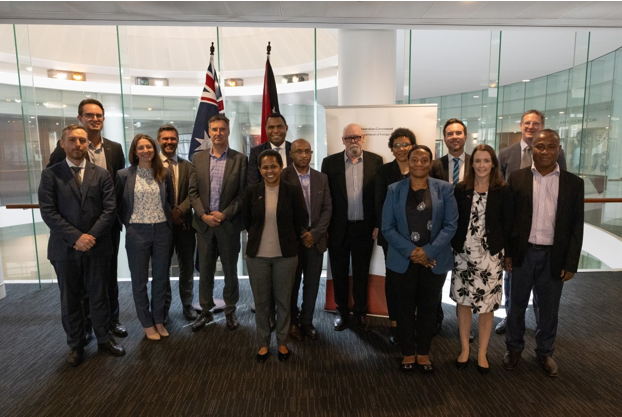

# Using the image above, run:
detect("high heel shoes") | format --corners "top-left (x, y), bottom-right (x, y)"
top-left (277, 347), bottom-right (290, 362)
top-left (144, 327), bottom-right (161, 341)
top-left (477, 355), bottom-right (490, 375)
top-left (455, 357), bottom-right (469, 370)
top-left (257, 348), bottom-right (269, 363)
top-left (155, 324), bottom-right (169, 338)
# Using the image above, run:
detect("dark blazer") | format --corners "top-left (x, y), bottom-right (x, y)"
top-left (375, 159), bottom-right (408, 248)
top-left (451, 183), bottom-right (513, 256)
top-left (188, 148), bottom-right (248, 234)
top-left (381, 177), bottom-right (458, 275)
top-left (321, 150), bottom-right (384, 247)
top-left (242, 181), bottom-right (309, 258)
top-left (499, 142), bottom-right (567, 181)
top-left (167, 155), bottom-right (193, 229)
top-left (282, 165), bottom-right (333, 253)
top-left (115, 166), bottom-right (175, 229)
top-left (507, 167), bottom-right (584, 277)
top-left (247, 141), bottom-right (293, 185)
top-left (430, 153), bottom-right (471, 182)
top-left (38, 160), bottom-right (116, 261)
top-left (48, 137), bottom-right (126, 183)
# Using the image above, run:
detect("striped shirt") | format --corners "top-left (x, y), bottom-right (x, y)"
top-left (528, 163), bottom-right (560, 246)
top-left (209, 147), bottom-right (228, 212)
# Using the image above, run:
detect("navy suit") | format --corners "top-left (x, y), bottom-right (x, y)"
top-left (38, 160), bottom-right (116, 348)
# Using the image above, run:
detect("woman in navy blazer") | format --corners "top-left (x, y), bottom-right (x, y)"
top-left (243, 150), bottom-right (308, 363)
top-left (116, 134), bottom-right (174, 341)
top-left (382, 145), bottom-right (458, 374)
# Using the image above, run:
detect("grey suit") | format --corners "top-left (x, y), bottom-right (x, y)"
top-left (189, 147), bottom-right (247, 315)
top-left (38, 160), bottom-right (116, 348)
top-left (282, 165), bottom-right (333, 325)
top-left (116, 166), bottom-right (175, 328)
top-left (498, 142), bottom-right (567, 181)
top-left (430, 153), bottom-right (471, 183)
top-left (162, 155), bottom-right (197, 312)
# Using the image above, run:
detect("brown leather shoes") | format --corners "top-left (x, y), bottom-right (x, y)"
top-left (192, 311), bottom-right (214, 332)
top-left (288, 323), bottom-right (304, 341)
top-left (503, 351), bottom-right (521, 370)
top-left (301, 324), bottom-right (318, 340)
top-left (67, 347), bottom-right (84, 366)
top-left (538, 356), bottom-right (558, 377)
top-left (225, 312), bottom-right (239, 331)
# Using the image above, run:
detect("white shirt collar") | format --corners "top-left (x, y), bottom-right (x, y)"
top-left (344, 150), bottom-right (364, 164)
top-left (294, 165), bottom-right (310, 177)
top-left (520, 139), bottom-right (531, 152)
top-left (531, 162), bottom-right (560, 177)
top-left (448, 152), bottom-right (465, 161)
top-left (270, 142), bottom-right (286, 150)
top-left (66, 158), bottom-right (86, 169)
top-left (159, 152), bottom-right (178, 163)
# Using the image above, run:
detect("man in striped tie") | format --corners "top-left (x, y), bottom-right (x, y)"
top-left (430, 118), bottom-right (471, 338)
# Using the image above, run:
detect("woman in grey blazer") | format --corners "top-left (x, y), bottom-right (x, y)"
top-left (116, 134), bottom-right (175, 341)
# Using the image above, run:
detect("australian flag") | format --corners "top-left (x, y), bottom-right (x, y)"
top-left (189, 55), bottom-right (224, 160)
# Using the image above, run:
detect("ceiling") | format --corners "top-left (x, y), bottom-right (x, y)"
top-left (2, 1), bottom-right (622, 29)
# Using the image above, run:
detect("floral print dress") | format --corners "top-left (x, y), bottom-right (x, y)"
top-left (450, 191), bottom-right (503, 314)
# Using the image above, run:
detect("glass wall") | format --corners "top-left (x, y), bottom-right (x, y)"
top-left (1, 25), bottom-right (622, 283)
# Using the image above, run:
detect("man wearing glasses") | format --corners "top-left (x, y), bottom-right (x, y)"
top-left (48, 98), bottom-right (127, 340)
top-left (321, 124), bottom-right (383, 332)
top-left (282, 139), bottom-right (332, 341)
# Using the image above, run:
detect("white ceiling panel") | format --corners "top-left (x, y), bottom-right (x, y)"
top-left (562, 2), bottom-right (622, 19)
top-left (472, 2), bottom-right (534, 19)
top-left (280, 1), bottom-right (330, 18)
top-left (422, 1), bottom-right (487, 19)
top-left (224, 1), bottom-right (282, 18)
top-left (516, 2), bottom-right (591, 20)
top-left (374, 2), bottom-right (435, 19)
top-left (326, 2), bottom-right (383, 19)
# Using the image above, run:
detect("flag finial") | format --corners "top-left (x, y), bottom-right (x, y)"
top-left (267, 42), bottom-right (271, 56)
top-left (210, 42), bottom-right (215, 56)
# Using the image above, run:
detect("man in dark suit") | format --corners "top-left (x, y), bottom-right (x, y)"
top-left (39, 124), bottom-right (126, 366)
top-left (189, 115), bottom-right (247, 331)
top-left (430, 118), bottom-right (471, 336)
top-left (495, 109), bottom-right (567, 335)
top-left (157, 125), bottom-right (198, 321)
top-left (247, 113), bottom-right (293, 185)
top-left (503, 129), bottom-right (583, 377)
top-left (282, 139), bottom-right (332, 341)
top-left (47, 98), bottom-right (127, 339)
top-left (321, 123), bottom-right (383, 332)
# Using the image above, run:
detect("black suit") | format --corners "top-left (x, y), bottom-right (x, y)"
top-left (321, 150), bottom-right (383, 316)
top-left (430, 153), bottom-right (471, 183)
top-left (505, 167), bottom-right (584, 357)
top-left (48, 138), bottom-right (126, 324)
top-left (38, 160), bottom-right (116, 348)
top-left (247, 141), bottom-right (293, 185)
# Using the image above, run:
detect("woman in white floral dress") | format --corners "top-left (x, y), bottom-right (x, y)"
top-left (450, 144), bottom-right (513, 374)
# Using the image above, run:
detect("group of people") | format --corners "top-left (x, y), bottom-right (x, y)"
top-left (39, 100), bottom-right (583, 378)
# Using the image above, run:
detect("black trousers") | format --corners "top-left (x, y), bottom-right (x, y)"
top-left (389, 263), bottom-right (446, 357)
top-left (328, 222), bottom-right (374, 316)
top-left (290, 244), bottom-right (324, 325)
top-left (381, 244), bottom-right (399, 322)
top-left (53, 256), bottom-right (113, 349)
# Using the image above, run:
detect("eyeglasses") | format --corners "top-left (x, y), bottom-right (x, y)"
top-left (392, 142), bottom-right (412, 150)
top-left (343, 135), bottom-right (363, 143)
top-left (82, 113), bottom-right (104, 120)
top-left (292, 149), bottom-right (313, 155)
top-left (522, 121), bottom-right (541, 128)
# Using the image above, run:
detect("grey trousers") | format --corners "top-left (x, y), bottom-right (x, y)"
top-left (247, 255), bottom-right (298, 347)
top-left (165, 224), bottom-right (196, 311)
top-left (196, 227), bottom-right (241, 315)
top-left (290, 245), bottom-right (324, 325)
top-left (126, 222), bottom-right (172, 328)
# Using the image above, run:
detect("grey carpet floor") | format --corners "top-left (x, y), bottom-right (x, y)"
top-left (1, 271), bottom-right (621, 417)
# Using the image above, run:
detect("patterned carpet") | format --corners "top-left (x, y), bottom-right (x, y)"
top-left (1, 271), bottom-right (621, 416)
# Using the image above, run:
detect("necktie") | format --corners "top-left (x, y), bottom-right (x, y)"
top-left (452, 157), bottom-right (460, 184)
top-left (166, 158), bottom-right (177, 202)
top-left (520, 146), bottom-right (532, 169)
top-left (71, 166), bottom-right (82, 190)
top-left (300, 175), bottom-right (312, 227)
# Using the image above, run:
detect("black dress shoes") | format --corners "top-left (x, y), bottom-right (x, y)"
top-left (110, 320), bottom-right (128, 338)
top-left (503, 350), bottom-right (521, 370)
top-left (333, 315), bottom-right (349, 331)
top-left (400, 362), bottom-right (415, 374)
top-left (389, 327), bottom-right (399, 345)
top-left (477, 355), bottom-right (490, 375)
top-left (192, 311), bottom-right (214, 332)
top-left (277, 349), bottom-right (291, 362)
top-left (538, 356), bottom-right (558, 377)
top-left (183, 305), bottom-right (198, 321)
top-left (301, 324), bottom-right (318, 340)
top-left (455, 357), bottom-right (469, 370)
top-left (354, 314), bottom-right (370, 332)
top-left (416, 361), bottom-right (435, 375)
top-left (288, 324), bottom-right (304, 341)
top-left (98, 338), bottom-right (126, 356)
top-left (226, 312), bottom-right (239, 331)
top-left (495, 317), bottom-right (507, 334)
top-left (67, 347), bottom-right (84, 367)
top-left (257, 350), bottom-right (269, 363)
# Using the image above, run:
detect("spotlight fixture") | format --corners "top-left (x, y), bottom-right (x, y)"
top-left (134, 77), bottom-right (169, 87)
top-left (47, 69), bottom-right (86, 81)
top-left (281, 73), bottom-right (309, 84)
top-left (224, 78), bottom-right (244, 87)
top-left (522, 79), bottom-right (530, 82)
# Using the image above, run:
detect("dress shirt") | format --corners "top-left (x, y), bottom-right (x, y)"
top-left (448, 152), bottom-right (466, 184)
top-left (65, 158), bottom-right (86, 182)
top-left (344, 152), bottom-right (364, 221)
top-left (88, 139), bottom-right (107, 169)
top-left (528, 163), bottom-right (560, 245)
top-left (270, 141), bottom-right (288, 168)
top-left (209, 147), bottom-right (228, 212)
top-left (129, 167), bottom-right (167, 224)
top-left (294, 166), bottom-right (312, 228)
top-left (159, 153), bottom-right (179, 196)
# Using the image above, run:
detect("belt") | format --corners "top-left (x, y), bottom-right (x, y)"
top-left (527, 242), bottom-right (552, 249)
top-left (348, 220), bottom-right (364, 224)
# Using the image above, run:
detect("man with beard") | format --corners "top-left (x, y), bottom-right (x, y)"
top-left (321, 123), bottom-right (383, 332)
top-left (248, 113), bottom-right (293, 185)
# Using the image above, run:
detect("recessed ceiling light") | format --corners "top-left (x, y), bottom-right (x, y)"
top-left (522, 79), bottom-right (530, 82)
top-left (559, 111), bottom-right (564, 114)
top-left (473, 95), bottom-right (479, 98)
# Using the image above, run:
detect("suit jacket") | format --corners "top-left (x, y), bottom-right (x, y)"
top-left (321, 150), bottom-right (384, 247)
top-left (242, 181), bottom-right (309, 258)
top-left (115, 166), bottom-right (175, 230)
top-left (430, 153), bottom-right (471, 182)
top-left (247, 141), bottom-right (293, 185)
top-left (451, 183), bottom-right (513, 257)
top-left (188, 148), bottom-right (247, 234)
top-left (38, 160), bottom-right (116, 261)
top-left (507, 167), bottom-right (584, 277)
top-left (281, 165), bottom-right (333, 253)
top-left (499, 142), bottom-right (567, 181)
top-left (381, 177), bottom-right (458, 275)
top-left (167, 155), bottom-right (193, 230)
top-left (48, 137), bottom-right (126, 183)
top-left (375, 159), bottom-right (407, 248)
